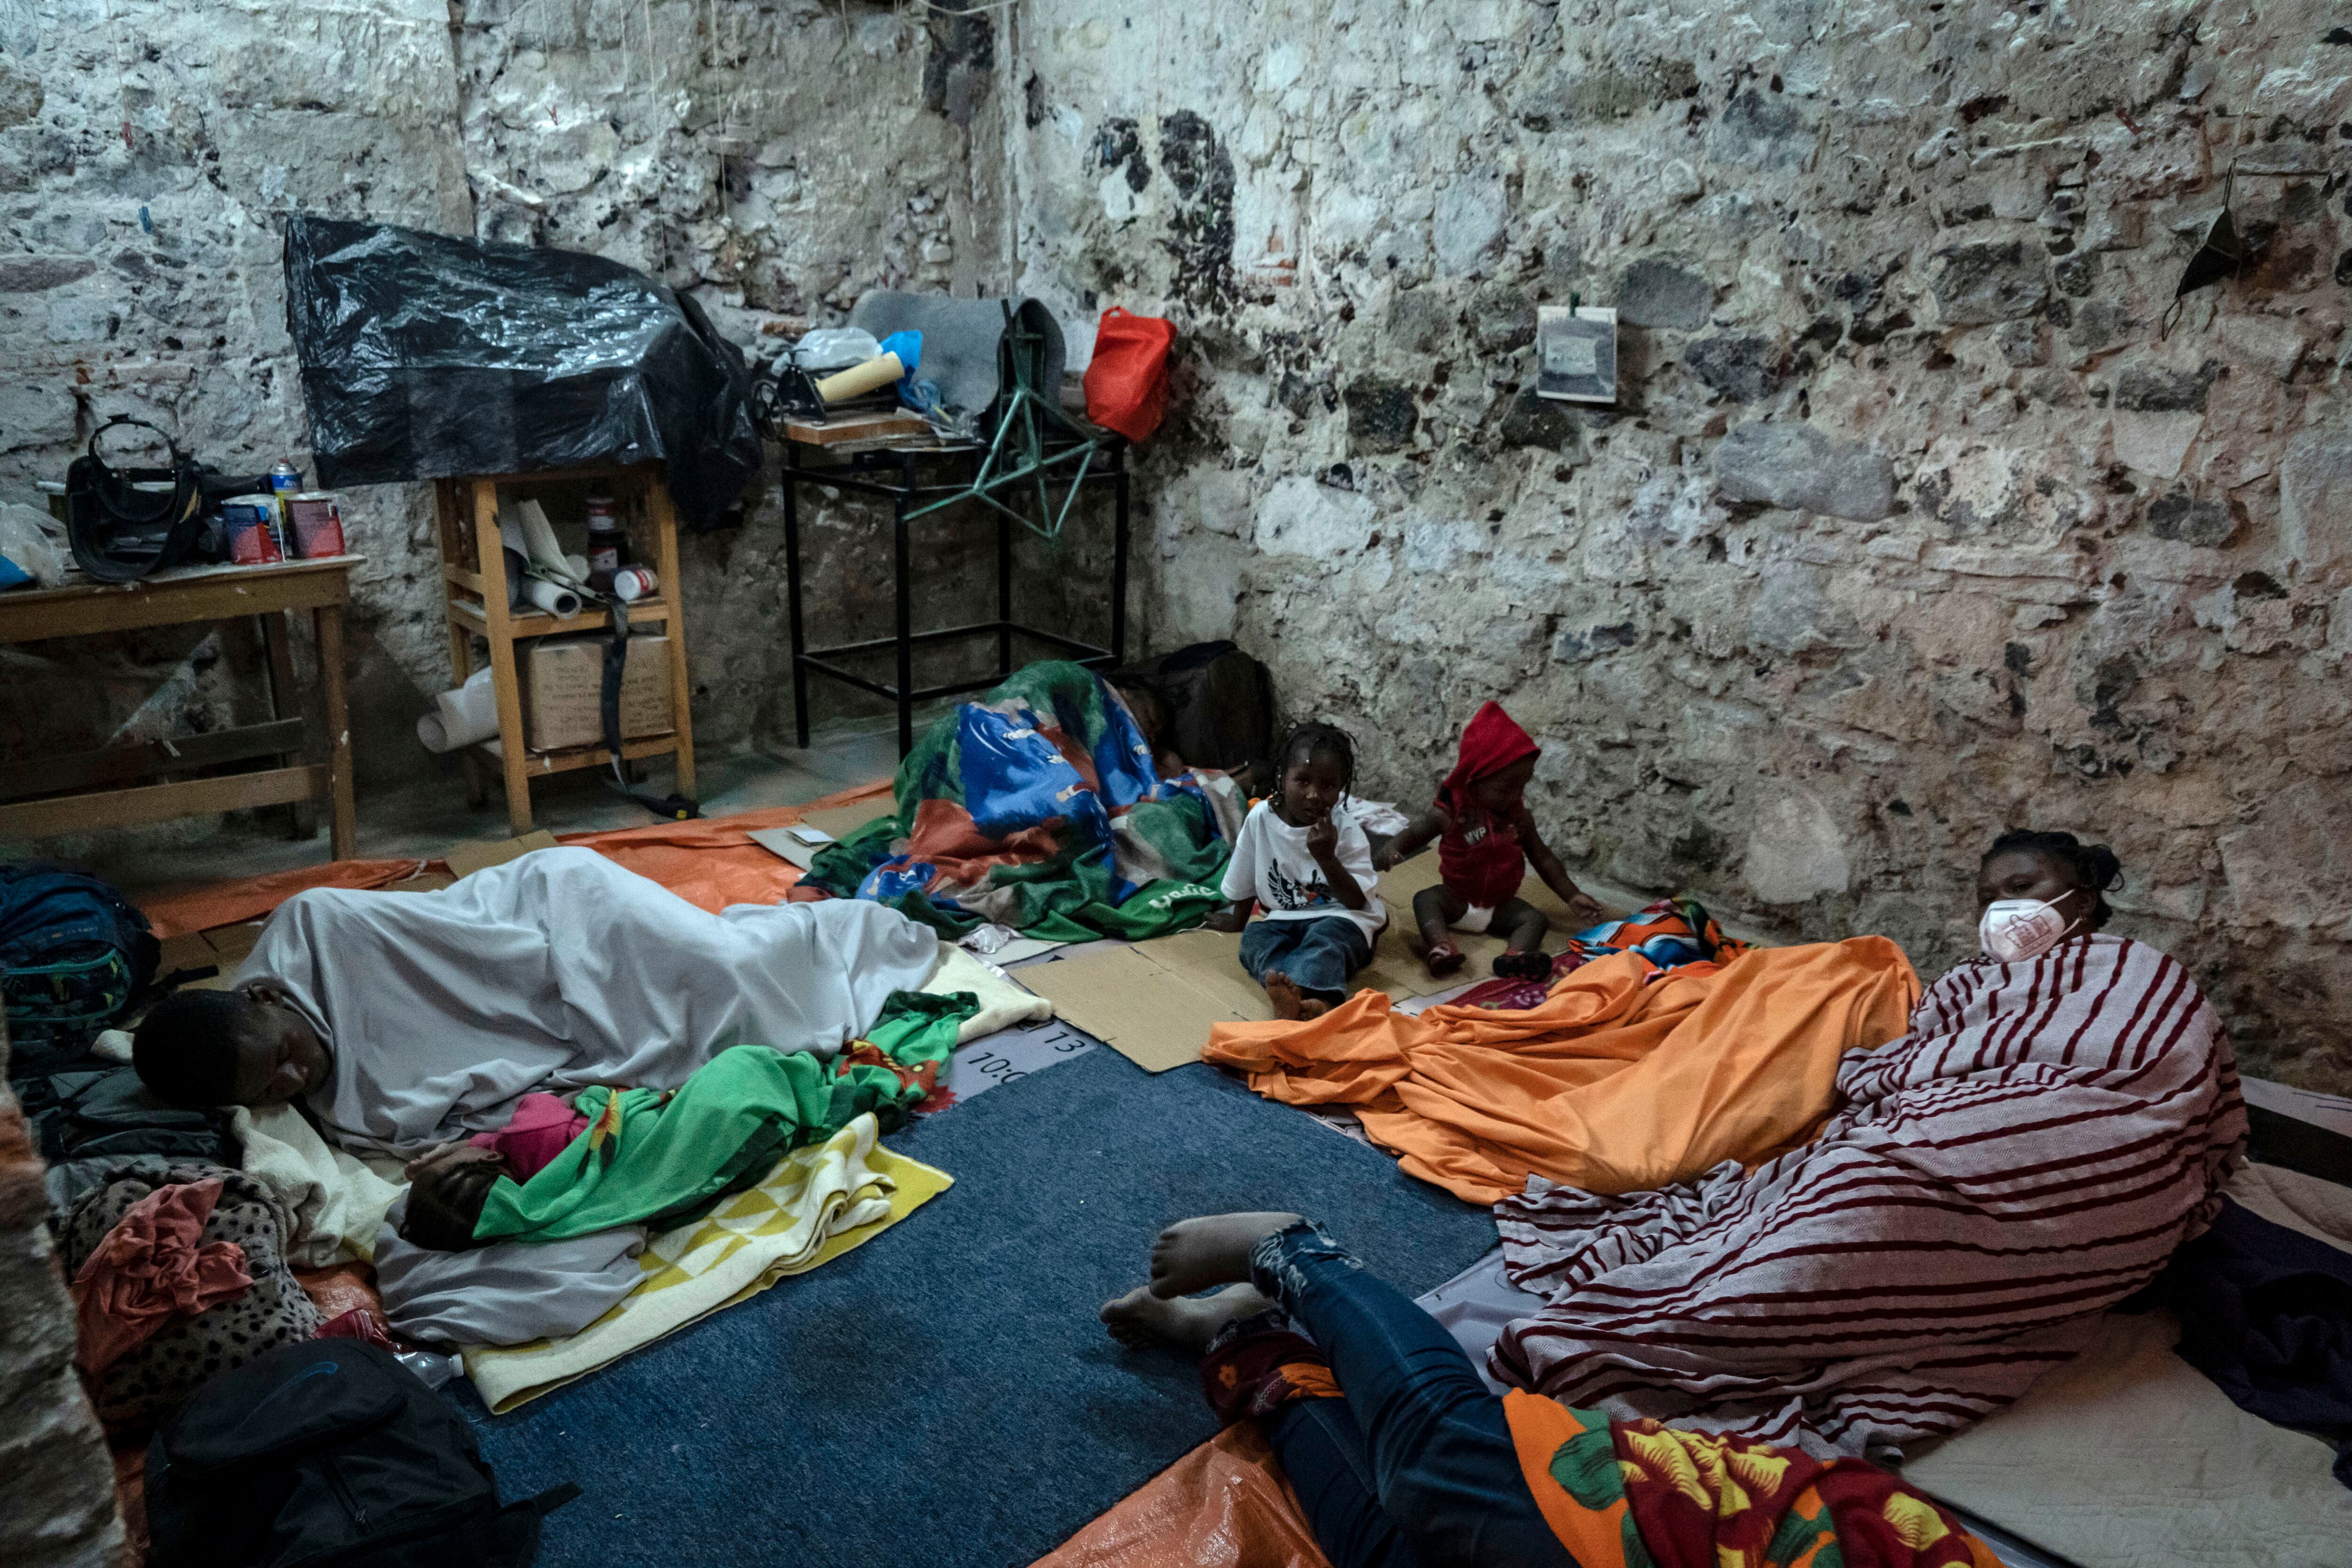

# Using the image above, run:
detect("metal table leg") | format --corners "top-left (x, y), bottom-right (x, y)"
top-left (783, 445), bottom-right (810, 748)
top-left (1112, 443), bottom-right (1130, 665)
top-left (997, 504), bottom-right (1013, 679)
top-left (894, 453), bottom-right (915, 756)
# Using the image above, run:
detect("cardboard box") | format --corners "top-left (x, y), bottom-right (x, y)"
top-left (524, 632), bottom-right (672, 752)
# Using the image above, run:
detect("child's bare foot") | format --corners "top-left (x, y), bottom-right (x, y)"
top-left (1297, 996), bottom-right (1331, 1020)
top-left (1265, 971), bottom-right (1305, 1019)
top-left (1424, 941), bottom-right (1466, 977)
top-left (1148, 1211), bottom-right (1303, 1298)
top-left (1101, 1282), bottom-right (1274, 1353)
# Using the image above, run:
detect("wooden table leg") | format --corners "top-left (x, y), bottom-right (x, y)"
top-left (647, 475), bottom-right (696, 800)
top-left (312, 602), bottom-right (358, 860)
top-left (474, 478), bottom-right (535, 836)
top-left (260, 608), bottom-right (318, 840)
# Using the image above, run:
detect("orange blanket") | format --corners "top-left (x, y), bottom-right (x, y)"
top-left (135, 782), bottom-right (892, 939)
top-left (1202, 938), bottom-right (1919, 1204)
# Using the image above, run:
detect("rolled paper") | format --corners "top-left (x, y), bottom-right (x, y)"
top-left (520, 575), bottom-right (581, 618)
top-left (813, 352), bottom-right (906, 404)
top-left (417, 668), bottom-right (499, 753)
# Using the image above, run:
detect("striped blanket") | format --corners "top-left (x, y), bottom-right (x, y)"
top-left (1492, 933), bottom-right (2247, 1459)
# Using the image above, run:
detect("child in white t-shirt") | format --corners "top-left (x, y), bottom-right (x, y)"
top-left (1202, 721), bottom-right (1385, 1019)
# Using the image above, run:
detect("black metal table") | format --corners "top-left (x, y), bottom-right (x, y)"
top-left (779, 433), bottom-right (1130, 755)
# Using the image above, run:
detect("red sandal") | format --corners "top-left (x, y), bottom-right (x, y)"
top-left (1424, 942), bottom-right (1466, 977)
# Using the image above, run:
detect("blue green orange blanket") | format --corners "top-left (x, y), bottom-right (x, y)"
top-left (803, 662), bottom-right (1245, 942)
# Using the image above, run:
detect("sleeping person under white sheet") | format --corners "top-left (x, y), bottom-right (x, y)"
top-left (132, 847), bottom-right (939, 1155)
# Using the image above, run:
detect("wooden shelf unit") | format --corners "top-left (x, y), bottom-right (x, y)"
top-left (430, 465), bottom-right (694, 835)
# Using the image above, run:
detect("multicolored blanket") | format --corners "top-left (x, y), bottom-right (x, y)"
top-left (1493, 933), bottom-right (2248, 1458)
top-left (803, 662), bottom-right (1245, 942)
top-left (1505, 1393), bottom-right (1999, 1568)
top-left (1445, 898), bottom-right (1749, 1011)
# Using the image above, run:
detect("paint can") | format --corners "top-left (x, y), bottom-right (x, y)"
top-left (286, 492), bottom-right (346, 558)
top-left (610, 564), bottom-right (659, 603)
top-left (221, 494), bottom-right (283, 565)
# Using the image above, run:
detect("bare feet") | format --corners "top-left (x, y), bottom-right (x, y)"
top-left (1148, 1211), bottom-right (1302, 1298)
top-left (1265, 971), bottom-right (1305, 1019)
top-left (1101, 1282), bottom-right (1275, 1354)
top-left (1297, 996), bottom-right (1331, 1020)
top-left (1424, 940), bottom-right (1466, 977)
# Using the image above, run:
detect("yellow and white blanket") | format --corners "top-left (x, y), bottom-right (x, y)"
top-left (463, 1113), bottom-right (952, 1412)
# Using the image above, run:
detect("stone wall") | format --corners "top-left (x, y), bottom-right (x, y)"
top-left (1007, 0), bottom-right (2352, 1092)
top-left (0, 0), bottom-right (1013, 845)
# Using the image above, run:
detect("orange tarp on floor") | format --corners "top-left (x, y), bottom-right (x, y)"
top-left (1202, 938), bottom-right (1920, 1205)
top-left (135, 782), bottom-right (893, 939)
top-left (1030, 1424), bottom-right (1330, 1568)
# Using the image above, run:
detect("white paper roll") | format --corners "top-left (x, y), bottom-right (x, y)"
top-left (416, 667), bottom-right (500, 753)
top-left (521, 575), bottom-right (581, 618)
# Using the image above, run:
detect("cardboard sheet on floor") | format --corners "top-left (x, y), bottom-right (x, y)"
top-left (795, 798), bottom-right (895, 842)
top-left (445, 830), bottom-right (562, 880)
top-left (1019, 941), bottom-right (1266, 1072)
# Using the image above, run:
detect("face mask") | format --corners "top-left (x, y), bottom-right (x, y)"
top-left (1978, 896), bottom-right (2077, 963)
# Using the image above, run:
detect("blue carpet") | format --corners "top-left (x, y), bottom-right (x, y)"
top-left (461, 1046), bottom-right (1494, 1568)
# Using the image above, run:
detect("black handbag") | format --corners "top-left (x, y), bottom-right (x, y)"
top-left (63, 416), bottom-right (268, 582)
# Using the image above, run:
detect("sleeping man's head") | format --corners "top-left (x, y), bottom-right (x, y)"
top-left (133, 982), bottom-right (330, 1110)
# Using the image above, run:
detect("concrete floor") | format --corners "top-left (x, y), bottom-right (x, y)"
top-left (10, 723), bottom-right (905, 903)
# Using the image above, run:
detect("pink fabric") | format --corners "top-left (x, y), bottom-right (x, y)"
top-left (71, 1179), bottom-right (252, 1377)
top-left (468, 1091), bottom-right (590, 1180)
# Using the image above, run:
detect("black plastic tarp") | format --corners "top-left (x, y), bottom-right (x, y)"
top-left (283, 217), bottom-right (762, 531)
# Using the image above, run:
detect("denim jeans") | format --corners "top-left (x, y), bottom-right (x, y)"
top-left (1247, 1223), bottom-right (1577, 1568)
top-left (1239, 917), bottom-right (1372, 1002)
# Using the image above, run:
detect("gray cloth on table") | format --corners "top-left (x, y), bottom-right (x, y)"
top-left (846, 290), bottom-right (1067, 422)
top-left (241, 846), bottom-right (939, 1156)
top-left (373, 1190), bottom-right (644, 1348)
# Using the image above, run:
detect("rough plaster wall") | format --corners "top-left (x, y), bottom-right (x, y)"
top-left (1, 0), bottom-right (1012, 858)
top-left (0, 0), bottom-right (469, 835)
top-left (1009, 0), bottom-right (2352, 1092)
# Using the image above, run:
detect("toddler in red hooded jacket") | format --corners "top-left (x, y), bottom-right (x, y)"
top-left (1373, 701), bottom-right (1606, 979)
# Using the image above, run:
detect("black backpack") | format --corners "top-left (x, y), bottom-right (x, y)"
top-left (1117, 640), bottom-right (1279, 783)
top-left (147, 1340), bottom-right (577, 1568)
top-left (1, 861), bottom-right (164, 1078)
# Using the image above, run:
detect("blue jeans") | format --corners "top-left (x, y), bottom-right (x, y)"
top-left (1246, 1224), bottom-right (1577, 1568)
top-left (1239, 917), bottom-right (1371, 1002)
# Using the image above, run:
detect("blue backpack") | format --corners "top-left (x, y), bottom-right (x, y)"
top-left (0, 864), bottom-right (161, 1076)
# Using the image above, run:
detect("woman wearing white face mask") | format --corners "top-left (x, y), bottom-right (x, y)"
top-left (1973, 828), bottom-right (2121, 962)
top-left (1484, 827), bottom-right (2245, 1462)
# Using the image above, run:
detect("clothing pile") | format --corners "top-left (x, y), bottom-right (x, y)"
top-left (803, 661), bottom-right (1246, 941)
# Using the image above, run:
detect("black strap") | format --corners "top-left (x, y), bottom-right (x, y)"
top-left (597, 592), bottom-right (699, 821)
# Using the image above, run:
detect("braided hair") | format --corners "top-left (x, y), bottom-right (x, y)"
top-left (1270, 719), bottom-right (1357, 810)
top-left (1981, 829), bottom-right (2123, 927)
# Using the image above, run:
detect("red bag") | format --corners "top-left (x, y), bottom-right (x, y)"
top-left (1083, 307), bottom-right (1178, 442)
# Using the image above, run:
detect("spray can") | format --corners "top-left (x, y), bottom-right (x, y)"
top-left (267, 461), bottom-right (301, 557)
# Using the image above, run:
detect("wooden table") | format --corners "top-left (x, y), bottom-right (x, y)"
top-left (431, 465), bottom-right (694, 836)
top-left (0, 556), bottom-right (360, 858)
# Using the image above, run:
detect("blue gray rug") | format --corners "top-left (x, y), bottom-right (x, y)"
top-left (460, 1046), bottom-right (1495, 1568)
